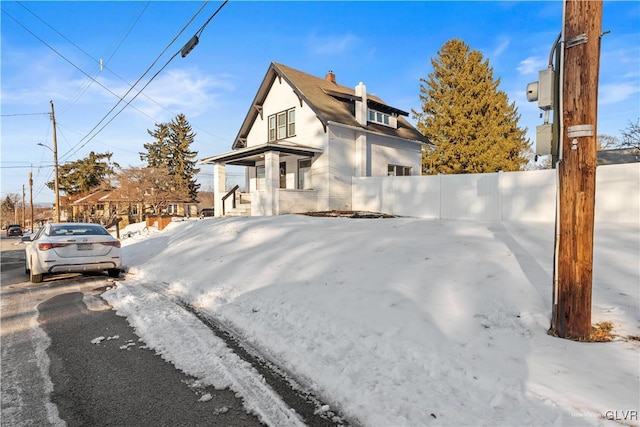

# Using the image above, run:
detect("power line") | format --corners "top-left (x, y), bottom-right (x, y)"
top-left (13, 0), bottom-right (193, 127)
top-left (0, 112), bottom-right (49, 117)
top-left (4, 0), bottom-right (231, 180)
top-left (58, 0), bottom-right (213, 160)
top-left (15, 1), bottom-right (151, 113)
top-left (15, 0), bottom-right (228, 144)
top-left (1, 9), bottom-right (163, 134)
top-left (61, 0), bottom-right (229, 160)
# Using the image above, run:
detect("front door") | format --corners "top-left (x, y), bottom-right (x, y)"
top-left (280, 162), bottom-right (286, 189)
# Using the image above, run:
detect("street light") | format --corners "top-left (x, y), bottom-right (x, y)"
top-left (37, 142), bottom-right (60, 222)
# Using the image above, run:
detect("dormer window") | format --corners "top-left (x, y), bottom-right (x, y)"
top-left (368, 109), bottom-right (391, 127)
top-left (268, 108), bottom-right (296, 141)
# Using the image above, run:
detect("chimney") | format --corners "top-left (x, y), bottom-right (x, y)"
top-left (355, 82), bottom-right (367, 126)
top-left (325, 70), bottom-right (336, 83)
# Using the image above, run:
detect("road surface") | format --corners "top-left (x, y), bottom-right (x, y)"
top-left (1, 235), bottom-right (351, 426)
top-left (0, 235), bottom-right (263, 426)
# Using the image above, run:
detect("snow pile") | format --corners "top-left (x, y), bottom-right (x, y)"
top-left (105, 216), bottom-right (639, 426)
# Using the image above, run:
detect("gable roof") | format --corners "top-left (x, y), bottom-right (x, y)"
top-left (232, 62), bottom-right (428, 149)
top-left (596, 148), bottom-right (639, 165)
top-left (71, 188), bottom-right (192, 205)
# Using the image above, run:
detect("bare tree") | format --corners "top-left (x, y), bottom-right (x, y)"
top-left (596, 134), bottom-right (620, 150)
top-left (620, 118), bottom-right (640, 151)
top-left (116, 165), bottom-right (190, 216)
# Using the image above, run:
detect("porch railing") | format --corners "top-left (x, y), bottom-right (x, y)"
top-left (221, 184), bottom-right (240, 216)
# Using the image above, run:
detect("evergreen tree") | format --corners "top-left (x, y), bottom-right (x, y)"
top-left (46, 152), bottom-right (119, 196)
top-left (140, 114), bottom-right (200, 200)
top-left (414, 39), bottom-right (530, 174)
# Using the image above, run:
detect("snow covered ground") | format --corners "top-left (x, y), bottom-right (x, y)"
top-left (103, 215), bottom-right (639, 426)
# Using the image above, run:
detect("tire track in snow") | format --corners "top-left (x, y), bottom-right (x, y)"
top-left (104, 282), bottom-right (350, 427)
top-left (179, 302), bottom-right (352, 427)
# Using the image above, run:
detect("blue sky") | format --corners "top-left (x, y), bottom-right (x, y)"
top-left (2, 1), bottom-right (639, 204)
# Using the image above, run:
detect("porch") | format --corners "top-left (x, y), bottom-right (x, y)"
top-left (200, 141), bottom-right (322, 217)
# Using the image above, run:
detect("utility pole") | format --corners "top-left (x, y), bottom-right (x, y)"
top-left (50, 100), bottom-right (61, 223)
top-left (22, 185), bottom-right (26, 228)
top-left (29, 171), bottom-right (34, 232)
top-left (551, 0), bottom-right (602, 339)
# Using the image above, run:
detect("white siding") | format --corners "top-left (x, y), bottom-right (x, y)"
top-left (353, 163), bottom-right (639, 224)
top-left (276, 190), bottom-right (318, 214)
top-left (246, 78), bottom-right (325, 148)
top-left (325, 125), bottom-right (356, 211)
top-left (368, 133), bottom-right (422, 177)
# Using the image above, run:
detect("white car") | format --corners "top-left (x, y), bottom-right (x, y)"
top-left (23, 223), bottom-right (122, 283)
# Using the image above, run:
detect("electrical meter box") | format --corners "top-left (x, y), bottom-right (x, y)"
top-left (526, 82), bottom-right (538, 102)
top-left (538, 69), bottom-right (554, 111)
top-left (536, 124), bottom-right (553, 155)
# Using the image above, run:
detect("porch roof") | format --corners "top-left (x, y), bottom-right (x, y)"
top-left (199, 141), bottom-right (323, 166)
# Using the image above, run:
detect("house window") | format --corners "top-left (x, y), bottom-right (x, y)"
top-left (287, 109), bottom-right (295, 136)
top-left (268, 108), bottom-right (296, 141)
top-left (131, 205), bottom-right (139, 215)
top-left (268, 116), bottom-right (276, 141)
top-left (96, 204), bottom-right (104, 211)
top-left (168, 204), bottom-right (179, 215)
top-left (388, 165), bottom-right (412, 176)
top-left (368, 109), bottom-right (390, 126)
top-left (256, 165), bottom-right (265, 190)
top-left (298, 158), bottom-right (312, 189)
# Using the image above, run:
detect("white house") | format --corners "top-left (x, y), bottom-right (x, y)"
top-left (200, 62), bottom-right (429, 216)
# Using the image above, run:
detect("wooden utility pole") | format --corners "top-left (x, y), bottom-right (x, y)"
top-left (551, 0), bottom-right (602, 339)
top-left (29, 171), bottom-right (34, 232)
top-left (50, 100), bottom-right (61, 223)
top-left (22, 185), bottom-right (26, 228)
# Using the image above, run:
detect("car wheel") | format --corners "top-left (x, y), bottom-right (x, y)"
top-left (30, 269), bottom-right (43, 283)
top-left (107, 269), bottom-right (121, 278)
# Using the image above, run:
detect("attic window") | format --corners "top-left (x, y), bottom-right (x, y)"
top-left (368, 109), bottom-right (390, 126)
top-left (268, 108), bottom-right (296, 141)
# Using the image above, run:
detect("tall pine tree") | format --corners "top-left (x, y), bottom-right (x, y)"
top-left (46, 152), bottom-right (119, 196)
top-left (141, 114), bottom-right (200, 200)
top-left (414, 39), bottom-right (530, 174)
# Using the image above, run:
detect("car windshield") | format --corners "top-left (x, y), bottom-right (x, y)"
top-left (49, 225), bottom-right (109, 236)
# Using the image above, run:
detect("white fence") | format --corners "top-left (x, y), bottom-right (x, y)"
top-left (353, 163), bottom-right (639, 224)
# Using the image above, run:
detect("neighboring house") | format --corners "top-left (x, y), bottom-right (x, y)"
top-left (200, 62), bottom-right (429, 216)
top-left (71, 189), bottom-right (197, 226)
top-left (597, 148), bottom-right (639, 165)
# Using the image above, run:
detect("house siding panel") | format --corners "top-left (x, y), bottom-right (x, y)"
top-left (368, 133), bottom-right (422, 176)
top-left (246, 78), bottom-right (324, 148)
top-left (325, 125), bottom-right (356, 211)
top-left (276, 190), bottom-right (318, 214)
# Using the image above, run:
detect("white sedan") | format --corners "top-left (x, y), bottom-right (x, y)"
top-left (23, 223), bottom-right (122, 283)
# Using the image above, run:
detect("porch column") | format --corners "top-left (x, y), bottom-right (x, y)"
top-left (213, 162), bottom-right (225, 217)
top-left (355, 131), bottom-right (367, 177)
top-left (264, 151), bottom-right (280, 216)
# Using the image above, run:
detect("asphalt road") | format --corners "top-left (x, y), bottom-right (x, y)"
top-left (0, 235), bottom-right (263, 427)
top-left (1, 235), bottom-right (352, 427)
